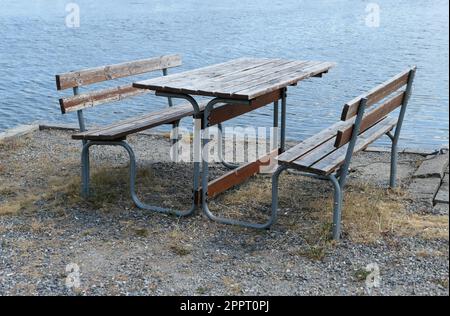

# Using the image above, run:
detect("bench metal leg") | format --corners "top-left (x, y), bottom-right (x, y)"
top-left (386, 131), bottom-right (398, 188)
top-left (202, 98), bottom-right (280, 229)
top-left (328, 174), bottom-right (343, 240)
top-left (80, 140), bottom-right (197, 217)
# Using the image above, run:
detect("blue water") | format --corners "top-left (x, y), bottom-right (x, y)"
top-left (0, 0), bottom-right (448, 148)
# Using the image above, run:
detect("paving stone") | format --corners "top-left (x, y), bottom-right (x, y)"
top-left (0, 124), bottom-right (39, 141)
top-left (408, 177), bottom-right (442, 207)
top-left (413, 153), bottom-right (449, 179)
top-left (433, 203), bottom-right (449, 215)
top-left (364, 146), bottom-right (436, 156)
top-left (434, 174), bottom-right (449, 204)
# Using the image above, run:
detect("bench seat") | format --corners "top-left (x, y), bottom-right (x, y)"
top-left (72, 101), bottom-right (208, 141)
top-left (277, 117), bottom-right (397, 175)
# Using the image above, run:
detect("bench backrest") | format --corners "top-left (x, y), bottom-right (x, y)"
top-left (56, 54), bottom-right (182, 116)
top-left (334, 67), bottom-right (416, 148)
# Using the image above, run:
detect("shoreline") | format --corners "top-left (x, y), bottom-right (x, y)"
top-left (1, 122), bottom-right (448, 156)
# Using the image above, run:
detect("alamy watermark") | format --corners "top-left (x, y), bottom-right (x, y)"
top-left (365, 263), bottom-right (381, 293)
top-left (65, 263), bottom-right (81, 291)
top-left (65, 3), bottom-right (80, 28)
top-left (365, 3), bottom-right (381, 28)
top-left (169, 123), bottom-right (280, 174)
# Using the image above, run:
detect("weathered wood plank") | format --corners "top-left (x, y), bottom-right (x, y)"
top-left (334, 91), bottom-right (405, 147)
top-left (168, 59), bottom-right (280, 91)
top-left (56, 54), bottom-right (182, 90)
top-left (72, 102), bottom-right (207, 140)
top-left (194, 149), bottom-right (279, 203)
top-left (235, 62), bottom-right (336, 100)
top-left (133, 58), bottom-right (258, 91)
top-left (277, 120), bottom-right (350, 164)
top-left (198, 61), bottom-right (314, 97)
top-left (303, 118), bottom-right (397, 175)
top-left (59, 84), bottom-right (152, 114)
top-left (208, 89), bottom-right (282, 126)
top-left (134, 59), bottom-right (335, 100)
top-left (340, 67), bottom-right (413, 120)
top-left (179, 60), bottom-right (305, 94)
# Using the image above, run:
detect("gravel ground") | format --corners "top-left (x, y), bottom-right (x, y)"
top-left (0, 129), bottom-right (448, 296)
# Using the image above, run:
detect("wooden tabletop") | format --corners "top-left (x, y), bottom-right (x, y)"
top-left (133, 58), bottom-right (335, 100)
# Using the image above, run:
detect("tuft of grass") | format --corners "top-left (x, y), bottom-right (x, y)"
top-left (354, 268), bottom-right (371, 282)
top-left (222, 277), bottom-right (242, 295)
top-left (434, 278), bottom-right (449, 289)
top-left (0, 137), bottom-right (29, 151)
top-left (169, 244), bottom-right (192, 256)
top-left (0, 186), bottom-right (17, 198)
top-left (168, 226), bottom-right (192, 256)
top-left (415, 249), bottom-right (444, 258)
top-left (133, 227), bottom-right (150, 238)
top-left (309, 183), bottom-right (448, 243)
top-left (196, 286), bottom-right (209, 295)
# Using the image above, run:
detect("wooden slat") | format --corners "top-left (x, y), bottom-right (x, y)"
top-left (134, 58), bottom-right (336, 100)
top-left (302, 118), bottom-right (398, 175)
top-left (59, 84), bottom-right (152, 114)
top-left (185, 60), bottom-right (309, 95)
top-left (234, 62), bottom-right (336, 100)
top-left (72, 102), bottom-right (207, 141)
top-left (208, 89), bottom-right (282, 126)
top-left (194, 149), bottom-right (279, 204)
top-left (200, 61), bottom-right (315, 97)
top-left (334, 91), bottom-right (405, 147)
top-left (166, 59), bottom-right (280, 91)
top-left (341, 68), bottom-right (413, 120)
top-left (56, 54), bottom-right (182, 90)
top-left (277, 119), bottom-right (351, 164)
top-left (133, 58), bottom-right (260, 91)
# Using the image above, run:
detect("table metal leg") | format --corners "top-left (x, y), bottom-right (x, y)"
top-left (201, 98), bottom-right (276, 229)
top-left (280, 88), bottom-right (287, 153)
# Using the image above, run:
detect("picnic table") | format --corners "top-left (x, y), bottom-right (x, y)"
top-left (133, 57), bottom-right (335, 228)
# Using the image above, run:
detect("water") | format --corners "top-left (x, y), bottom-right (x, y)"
top-left (0, 0), bottom-right (448, 149)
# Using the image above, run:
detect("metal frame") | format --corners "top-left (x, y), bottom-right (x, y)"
top-left (73, 68), bottom-right (200, 217)
top-left (388, 67), bottom-right (416, 188)
top-left (155, 91), bottom-right (286, 229)
top-left (271, 68), bottom-right (416, 240)
top-left (271, 97), bottom-right (368, 240)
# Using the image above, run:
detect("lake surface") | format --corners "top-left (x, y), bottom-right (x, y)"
top-left (0, 0), bottom-right (448, 148)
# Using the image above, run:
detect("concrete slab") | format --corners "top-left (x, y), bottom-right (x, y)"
top-left (434, 174), bottom-right (449, 204)
top-left (408, 177), bottom-right (442, 207)
top-left (433, 203), bottom-right (449, 215)
top-left (413, 153), bottom-right (449, 179)
top-left (364, 146), bottom-right (437, 156)
top-left (38, 123), bottom-right (79, 131)
top-left (0, 124), bottom-right (39, 141)
top-left (357, 162), bottom-right (413, 184)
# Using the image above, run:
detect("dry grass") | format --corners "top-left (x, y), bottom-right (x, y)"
top-left (0, 131), bottom-right (447, 249)
top-left (222, 276), bottom-right (242, 295)
top-left (213, 175), bottom-right (449, 246)
top-left (168, 226), bottom-right (192, 256)
top-left (311, 183), bottom-right (448, 243)
top-left (0, 136), bottom-right (30, 152)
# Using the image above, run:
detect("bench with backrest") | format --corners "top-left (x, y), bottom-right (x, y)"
top-left (55, 54), bottom-right (208, 216)
top-left (270, 67), bottom-right (416, 240)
